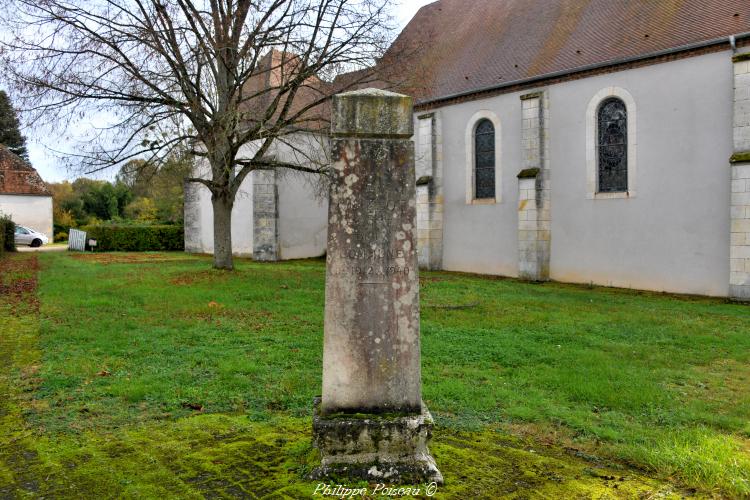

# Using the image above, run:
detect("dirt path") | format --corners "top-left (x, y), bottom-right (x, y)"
top-left (16, 244), bottom-right (67, 253)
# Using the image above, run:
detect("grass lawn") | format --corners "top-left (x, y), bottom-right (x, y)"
top-left (1, 251), bottom-right (749, 498)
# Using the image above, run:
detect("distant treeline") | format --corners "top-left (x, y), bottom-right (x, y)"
top-left (50, 156), bottom-right (192, 241)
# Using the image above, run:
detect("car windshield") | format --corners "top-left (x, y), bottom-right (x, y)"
top-left (16, 227), bottom-right (29, 234)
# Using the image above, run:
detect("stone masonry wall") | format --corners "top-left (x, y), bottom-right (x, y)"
top-left (517, 91), bottom-right (551, 281)
top-left (730, 51), bottom-right (750, 300)
top-left (183, 179), bottom-right (203, 253)
top-left (415, 112), bottom-right (444, 270)
top-left (252, 169), bottom-right (279, 261)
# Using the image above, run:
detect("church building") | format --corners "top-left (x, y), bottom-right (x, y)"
top-left (185, 0), bottom-right (750, 300)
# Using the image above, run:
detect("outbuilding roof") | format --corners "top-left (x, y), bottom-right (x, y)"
top-left (0, 145), bottom-right (51, 196)
top-left (387, 0), bottom-right (750, 105)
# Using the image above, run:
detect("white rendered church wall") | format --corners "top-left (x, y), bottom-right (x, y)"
top-left (549, 50), bottom-right (732, 296)
top-left (427, 49), bottom-right (732, 295)
top-left (185, 134), bottom-right (328, 260)
top-left (433, 93), bottom-right (522, 277)
top-left (277, 172), bottom-right (328, 259)
top-left (274, 133), bottom-right (329, 260)
top-left (230, 170), bottom-right (255, 257)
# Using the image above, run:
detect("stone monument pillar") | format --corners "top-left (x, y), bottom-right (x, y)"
top-left (312, 89), bottom-right (442, 484)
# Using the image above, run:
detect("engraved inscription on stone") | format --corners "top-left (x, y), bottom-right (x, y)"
top-left (321, 91), bottom-right (421, 416)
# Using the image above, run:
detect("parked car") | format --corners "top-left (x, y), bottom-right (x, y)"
top-left (14, 225), bottom-right (49, 247)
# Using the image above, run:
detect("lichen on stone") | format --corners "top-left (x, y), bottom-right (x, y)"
top-left (730, 151), bottom-right (750, 164)
top-left (517, 168), bottom-right (540, 178)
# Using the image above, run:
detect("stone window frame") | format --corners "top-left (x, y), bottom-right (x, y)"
top-left (586, 87), bottom-right (637, 200)
top-left (465, 110), bottom-right (502, 204)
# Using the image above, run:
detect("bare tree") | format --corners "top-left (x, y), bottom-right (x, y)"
top-left (0, 0), bottom-right (395, 269)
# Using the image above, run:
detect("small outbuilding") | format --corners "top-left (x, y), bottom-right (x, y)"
top-left (0, 145), bottom-right (53, 240)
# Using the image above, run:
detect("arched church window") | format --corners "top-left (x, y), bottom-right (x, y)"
top-left (474, 119), bottom-right (495, 199)
top-left (597, 98), bottom-right (628, 193)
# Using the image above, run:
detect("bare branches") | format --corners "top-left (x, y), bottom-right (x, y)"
top-left (0, 0), bottom-right (396, 266)
top-left (1, 1), bottom-right (394, 178)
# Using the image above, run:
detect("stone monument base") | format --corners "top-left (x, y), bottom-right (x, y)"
top-left (310, 398), bottom-right (443, 485)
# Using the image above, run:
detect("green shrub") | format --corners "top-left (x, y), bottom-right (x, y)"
top-left (81, 224), bottom-right (183, 252)
top-left (0, 214), bottom-right (15, 254)
top-left (54, 231), bottom-right (69, 243)
top-left (54, 223), bottom-right (72, 236)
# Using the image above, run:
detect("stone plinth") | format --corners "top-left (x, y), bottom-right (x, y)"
top-left (311, 398), bottom-right (441, 483)
top-left (314, 88), bottom-right (442, 484)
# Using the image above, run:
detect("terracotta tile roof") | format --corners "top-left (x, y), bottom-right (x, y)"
top-left (0, 145), bottom-right (51, 196)
top-left (387, 0), bottom-right (750, 104)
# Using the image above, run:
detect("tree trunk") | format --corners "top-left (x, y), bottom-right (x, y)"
top-left (211, 192), bottom-right (235, 270)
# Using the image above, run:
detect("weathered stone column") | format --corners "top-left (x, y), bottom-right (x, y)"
top-left (312, 89), bottom-right (442, 484)
top-left (730, 51), bottom-right (750, 301)
top-left (252, 169), bottom-right (279, 261)
top-left (517, 91), bottom-right (551, 281)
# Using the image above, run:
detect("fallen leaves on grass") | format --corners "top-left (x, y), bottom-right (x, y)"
top-left (0, 254), bottom-right (39, 313)
top-left (169, 270), bottom-right (231, 286)
top-left (70, 253), bottom-right (193, 265)
top-left (422, 302), bottom-right (480, 310)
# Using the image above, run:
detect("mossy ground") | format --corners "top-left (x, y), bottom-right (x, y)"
top-left (1, 251), bottom-right (748, 498)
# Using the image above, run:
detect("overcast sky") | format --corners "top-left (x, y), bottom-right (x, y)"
top-left (23, 0), bottom-right (437, 183)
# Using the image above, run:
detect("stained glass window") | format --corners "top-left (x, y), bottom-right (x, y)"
top-left (474, 119), bottom-right (495, 199)
top-left (597, 98), bottom-right (628, 193)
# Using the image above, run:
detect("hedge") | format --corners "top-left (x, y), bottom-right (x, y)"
top-left (81, 225), bottom-right (184, 252)
top-left (0, 214), bottom-right (15, 254)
